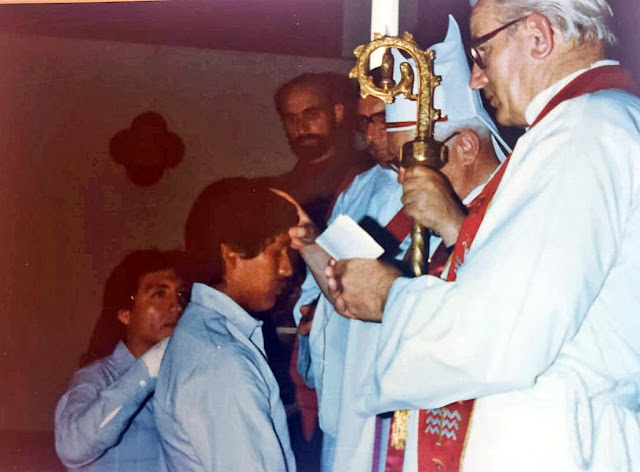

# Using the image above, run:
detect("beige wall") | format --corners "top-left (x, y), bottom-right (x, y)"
top-left (0, 32), bottom-right (351, 431)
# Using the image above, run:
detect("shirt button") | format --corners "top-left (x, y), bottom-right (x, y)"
top-left (140, 380), bottom-right (147, 387)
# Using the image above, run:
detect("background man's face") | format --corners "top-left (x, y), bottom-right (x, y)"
top-left (231, 232), bottom-right (293, 312)
top-left (357, 96), bottom-right (393, 163)
top-left (280, 85), bottom-right (338, 162)
top-left (120, 268), bottom-right (184, 351)
top-left (386, 129), bottom-right (415, 161)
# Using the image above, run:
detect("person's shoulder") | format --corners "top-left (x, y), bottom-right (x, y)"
top-left (169, 306), bottom-right (256, 367)
top-left (571, 89), bottom-right (640, 123)
top-left (66, 350), bottom-right (119, 389)
top-left (532, 89), bottom-right (640, 144)
top-left (559, 90), bottom-right (640, 144)
top-left (341, 164), bottom-right (397, 202)
top-left (166, 306), bottom-right (229, 356)
top-left (174, 330), bottom-right (264, 393)
top-left (351, 163), bottom-right (382, 184)
top-left (525, 90), bottom-right (640, 174)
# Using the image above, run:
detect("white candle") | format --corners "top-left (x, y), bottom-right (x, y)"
top-left (370, 0), bottom-right (399, 67)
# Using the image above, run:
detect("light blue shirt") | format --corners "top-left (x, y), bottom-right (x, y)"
top-left (55, 341), bottom-right (162, 471)
top-left (154, 283), bottom-right (296, 472)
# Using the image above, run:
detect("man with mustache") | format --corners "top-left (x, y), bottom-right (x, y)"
top-left (154, 178), bottom-right (299, 471)
top-left (327, 0), bottom-right (640, 469)
top-left (271, 73), bottom-right (372, 228)
top-left (55, 250), bottom-right (186, 471)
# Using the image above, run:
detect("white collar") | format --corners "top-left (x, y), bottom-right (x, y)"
top-left (524, 60), bottom-right (619, 126)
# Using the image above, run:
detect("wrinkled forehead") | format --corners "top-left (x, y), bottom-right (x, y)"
top-left (358, 95), bottom-right (385, 115)
top-left (470, 0), bottom-right (501, 36)
top-left (282, 84), bottom-right (330, 113)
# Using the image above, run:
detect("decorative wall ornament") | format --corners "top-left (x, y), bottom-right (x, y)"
top-left (109, 112), bottom-right (184, 187)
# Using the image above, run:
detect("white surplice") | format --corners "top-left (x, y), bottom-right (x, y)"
top-left (360, 62), bottom-right (640, 471)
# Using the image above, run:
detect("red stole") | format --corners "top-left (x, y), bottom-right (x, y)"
top-left (383, 195), bottom-right (477, 472)
top-left (415, 64), bottom-right (637, 472)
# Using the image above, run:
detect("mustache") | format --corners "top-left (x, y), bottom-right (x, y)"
top-left (292, 134), bottom-right (325, 146)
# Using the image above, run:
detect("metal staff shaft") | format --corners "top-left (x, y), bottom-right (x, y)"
top-left (350, 31), bottom-right (447, 450)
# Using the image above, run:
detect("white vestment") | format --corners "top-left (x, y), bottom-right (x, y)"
top-left (359, 62), bottom-right (640, 471)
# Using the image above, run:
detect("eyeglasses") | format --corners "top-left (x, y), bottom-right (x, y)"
top-left (469, 16), bottom-right (527, 69)
top-left (357, 112), bottom-right (386, 132)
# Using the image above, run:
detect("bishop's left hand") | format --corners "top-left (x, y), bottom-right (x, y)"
top-left (325, 258), bottom-right (401, 322)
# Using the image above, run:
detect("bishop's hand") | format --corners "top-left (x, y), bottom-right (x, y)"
top-left (325, 258), bottom-right (401, 322)
top-left (399, 166), bottom-right (466, 247)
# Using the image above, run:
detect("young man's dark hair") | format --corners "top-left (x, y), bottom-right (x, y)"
top-left (155, 177), bottom-right (300, 470)
top-left (185, 177), bottom-right (298, 285)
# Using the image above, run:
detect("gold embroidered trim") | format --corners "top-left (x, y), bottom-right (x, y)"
top-left (390, 409), bottom-right (411, 450)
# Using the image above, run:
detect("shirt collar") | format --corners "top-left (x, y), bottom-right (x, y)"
top-left (524, 60), bottom-right (619, 126)
top-left (190, 282), bottom-right (263, 339)
top-left (112, 340), bottom-right (136, 374)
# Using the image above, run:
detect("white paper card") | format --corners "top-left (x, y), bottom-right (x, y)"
top-left (316, 214), bottom-right (385, 260)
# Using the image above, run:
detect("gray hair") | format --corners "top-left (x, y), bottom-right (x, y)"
top-left (470, 0), bottom-right (616, 45)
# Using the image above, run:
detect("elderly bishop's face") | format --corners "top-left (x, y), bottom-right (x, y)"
top-left (469, 0), bottom-right (531, 127)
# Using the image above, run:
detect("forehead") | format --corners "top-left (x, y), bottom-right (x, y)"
top-left (470, 0), bottom-right (500, 36)
top-left (358, 95), bottom-right (385, 115)
top-left (281, 85), bottom-right (329, 114)
top-left (259, 232), bottom-right (290, 254)
top-left (137, 268), bottom-right (181, 292)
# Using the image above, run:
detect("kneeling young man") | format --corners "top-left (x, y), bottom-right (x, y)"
top-left (154, 178), bottom-right (298, 471)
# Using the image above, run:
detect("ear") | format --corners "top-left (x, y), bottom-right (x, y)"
top-left (451, 129), bottom-right (481, 166)
top-left (525, 13), bottom-right (554, 60)
top-left (117, 308), bottom-right (131, 326)
top-left (333, 103), bottom-right (344, 125)
top-left (220, 243), bottom-right (240, 275)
